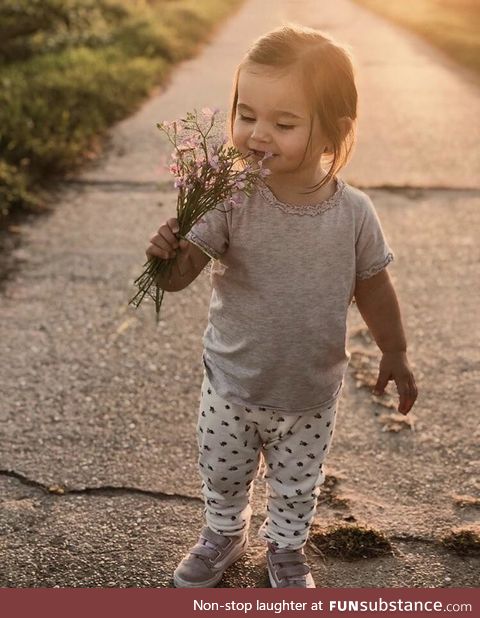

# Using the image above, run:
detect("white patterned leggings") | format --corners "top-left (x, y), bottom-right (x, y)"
top-left (196, 371), bottom-right (338, 550)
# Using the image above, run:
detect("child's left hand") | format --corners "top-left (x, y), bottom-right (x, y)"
top-left (372, 351), bottom-right (418, 414)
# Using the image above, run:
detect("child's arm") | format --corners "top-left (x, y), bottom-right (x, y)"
top-left (146, 218), bottom-right (211, 292)
top-left (156, 241), bottom-right (211, 292)
top-left (354, 269), bottom-right (418, 414)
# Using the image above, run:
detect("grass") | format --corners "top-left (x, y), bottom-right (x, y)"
top-left (310, 523), bottom-right (393, 560)
top-left (0, 0), bottom-right (243, 219)
top-left (351, 0), bottom-right (480, 74)
top-left (441, 526), bottom-right (480, 557)
top-left (451, 494), bottom-right (480, 509)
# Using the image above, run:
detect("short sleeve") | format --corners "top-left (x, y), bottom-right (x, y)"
top-left (355, 196), bottom-right (394, 280)
top-left (185, 203), bottom-right (229, 260)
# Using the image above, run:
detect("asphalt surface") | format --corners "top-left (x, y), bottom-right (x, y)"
top-left (1, 0), bottom-right (479, 588)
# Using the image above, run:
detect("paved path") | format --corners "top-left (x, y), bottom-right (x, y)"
top-left (1, 0), bottom-right (479, 587)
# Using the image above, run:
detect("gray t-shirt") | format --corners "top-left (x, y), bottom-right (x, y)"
top-left (185, 177), bottom-right (394, 415)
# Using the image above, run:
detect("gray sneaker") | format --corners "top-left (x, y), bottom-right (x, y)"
top-left (267, 543), bottom-right (315, 588)
top-left (173, 526), bottom-right (248, 588)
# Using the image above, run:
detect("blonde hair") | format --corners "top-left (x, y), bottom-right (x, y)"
top-left (230, 24), bottom-right (358, 192)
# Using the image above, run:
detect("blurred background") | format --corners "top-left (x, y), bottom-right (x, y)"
top-left (1, 0), bottom-right (478, 223)
top-left (0, 0), bottom-right (243, 220)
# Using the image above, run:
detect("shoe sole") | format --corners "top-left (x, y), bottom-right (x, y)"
top-left (173, 536), bottom-right (248, 588)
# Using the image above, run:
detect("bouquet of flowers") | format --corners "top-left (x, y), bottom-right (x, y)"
top-left (128, 108), bottom-right (270, 322)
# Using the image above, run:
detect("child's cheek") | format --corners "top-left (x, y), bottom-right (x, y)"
top-left (231, 134), bottom-right (243, 153)
top-left (232, 122), bottom-right (249, 151)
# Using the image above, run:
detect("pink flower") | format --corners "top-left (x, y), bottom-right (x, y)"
top-left (228, 192), bottom-right (243, 207)
top-left (201, 107), bottom-right (220, 118)
top-left (176, 137), bottom-right (200, 152)
top-left (169, 163), bottom-right (180, 176)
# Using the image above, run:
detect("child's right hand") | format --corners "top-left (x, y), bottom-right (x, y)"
top-left (146, 217), bottom-right (189, 262)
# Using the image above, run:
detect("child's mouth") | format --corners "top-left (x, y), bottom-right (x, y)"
top-left (249, 150), bottom-right (276, 159)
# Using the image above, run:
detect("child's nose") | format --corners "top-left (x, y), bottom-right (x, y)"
top-left (251, 122), bottom-right (271, 142)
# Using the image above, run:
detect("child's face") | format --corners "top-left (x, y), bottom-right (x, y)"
top-left (232, 64), bottom-right (328, 181)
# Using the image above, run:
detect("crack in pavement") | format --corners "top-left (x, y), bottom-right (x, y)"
top-left (0, 469), bottom-right (202, 503)
top-left (62, 179), bottom-right (165, 192)
top-left (389, 532), bottom-right (437, 545)
top-left (355, 184), bottom-right (479, 196)
top-left (0, 470), bottom-right (452, 548)
top-left (60, 179), bottom-right (480, 196)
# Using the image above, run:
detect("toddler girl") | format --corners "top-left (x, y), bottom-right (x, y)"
top-left (146, 24), bottom-right (418, 588)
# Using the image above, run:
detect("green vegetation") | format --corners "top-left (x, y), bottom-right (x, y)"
top-left (352, 0), bottom-right (480, 74)
top-left (0, 0), bottom-right (242, 218)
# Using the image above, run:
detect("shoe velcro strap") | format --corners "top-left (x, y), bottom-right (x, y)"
top-left (270, 553), bottom-right (307, 565)
top-left (190, 546), bottom-right (221, 560)
top-left (201, 528), bottom-right (231, 547)
top-left (277, 563), bottom-right (310, 579)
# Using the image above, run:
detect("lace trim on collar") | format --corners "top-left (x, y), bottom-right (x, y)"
top-left (257, 177), bottom-right (346, 216)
